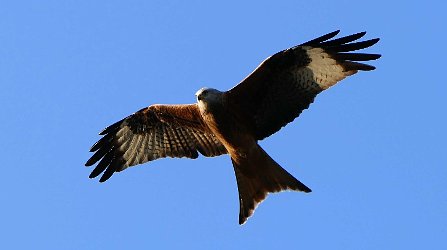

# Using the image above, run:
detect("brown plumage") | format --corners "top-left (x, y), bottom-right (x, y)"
top-left (86, 30), bottom-right (380, 224)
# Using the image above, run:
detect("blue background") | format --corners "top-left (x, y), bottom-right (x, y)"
top-left (1, 1), bottom-right (445, 249)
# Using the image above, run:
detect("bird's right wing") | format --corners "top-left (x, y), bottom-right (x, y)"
top-left (85, 104), bottom-right (227, 182)
top-left (226, 30), bottom-right (380, 140)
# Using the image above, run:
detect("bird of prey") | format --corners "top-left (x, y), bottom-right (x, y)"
top-left (86, 30), bottom-right (380, 225)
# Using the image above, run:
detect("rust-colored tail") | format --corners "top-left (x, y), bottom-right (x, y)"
top-left (231, 145), bottom-right (311, 225)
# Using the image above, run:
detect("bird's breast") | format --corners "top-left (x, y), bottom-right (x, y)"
top-left (200, 102), bottom-right (256, 156)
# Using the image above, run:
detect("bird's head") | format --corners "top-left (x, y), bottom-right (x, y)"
top-left (195, 87), bottom-right (223, 111)
top-left (195, 87), bottom-right (223, 102)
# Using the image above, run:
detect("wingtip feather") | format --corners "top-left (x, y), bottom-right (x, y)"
top-left (99, 168), bottom-right (115, 182)
top-left (89, 171), bottom-right (99, 179)
top-left (85, 158), bottom-right (96, 167)
top-left (343, 61), bottom-right (377, 71)
top-left (98, 176), bottom-right (109, 182)
top-left (300, 30), bottom-right (341, 46)
top-left (99, 119), bottom-right (123, 135)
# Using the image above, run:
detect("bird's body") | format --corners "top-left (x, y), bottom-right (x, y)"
top-left (86, 30), bottom-right (381, 224)
top-left (195, 87), bottom-right (312, 222)
top-left (196, 88), bottom-right (252, 159)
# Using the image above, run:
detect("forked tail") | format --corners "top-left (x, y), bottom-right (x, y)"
top-left (231, 145), bottom-right (311, 224)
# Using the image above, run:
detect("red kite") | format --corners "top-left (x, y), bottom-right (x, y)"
top-left (86, 30), bottom-right (380, 224)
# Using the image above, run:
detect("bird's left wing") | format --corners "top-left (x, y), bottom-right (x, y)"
top-left (85, 104), bottom-right (227, 182)
top-left (225, 30), bottom-right (380, 140)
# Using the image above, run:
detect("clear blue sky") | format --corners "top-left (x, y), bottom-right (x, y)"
top-left (1, 1), bottom-right (445, 249)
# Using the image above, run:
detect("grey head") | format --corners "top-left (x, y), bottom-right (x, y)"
top-left (195, 87), bottom-right (224, 112)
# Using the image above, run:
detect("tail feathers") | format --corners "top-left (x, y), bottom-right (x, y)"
top-left (232, 146), bottom-right (311, 225)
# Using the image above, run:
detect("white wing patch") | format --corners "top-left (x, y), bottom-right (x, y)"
top-left (305, 47), bottom-right (356, 90)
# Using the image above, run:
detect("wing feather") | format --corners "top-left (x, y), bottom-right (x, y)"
top-left (226, 30), bottom-right (380, 140)
top-left (124, 132), bottom-right (141, 166)
top-left (148, 129), bottom-right (157, 161)
top-left (86, 104), bottom-right (227, 182)
top-left (161, 125), bottom-right (169, 157)
top-left (300, 30), bottom-right (340, 46)
top-left (89, 150), bottom-right (113, 179)
top-left (318, 31), bottom-right (366, 47)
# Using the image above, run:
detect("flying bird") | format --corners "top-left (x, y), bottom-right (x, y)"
top-left (86, 30), bottom-right (380, 224)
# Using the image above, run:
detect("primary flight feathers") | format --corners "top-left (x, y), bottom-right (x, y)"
top-left (86, 30), bottom-right (380, 224)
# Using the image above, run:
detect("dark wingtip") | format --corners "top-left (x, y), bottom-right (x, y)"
top-left (346, 31), bottom-right (367, 41)
top-left (331, 30), bottom-right (341, 37)
top-left (369, 37), bottom-right (380, 46)
top-left (99, 172), bottom-right (112, 182)
top-left (320, 31), bottom-right (368, 47)
top-left (99, 127), bottom-right (109, 136)
top-left (300, 30), bottom-right (341, 46)
top-left (89, 166), bottom-right (104, 179)
top-left (89, 140), bottom-right (103, 153)
top-left (85, 146), bottom-right (109, 167)
top-left (89, 133), bottom-right (114, 153)
top-left (89, 171), bottom-right (99, 179)
top-left (98, 177), bottom-right (108, 182)
top-left (98, 160), bottom-right (119, 182)
top-left (364, 38), bottom-right (380, 48)
top-left (335, 53), bottom-right (382, 62)
top-left (85, 158), bottom-right (96, 167)
top-left (343, 61), bottom-right (377, 71)
top-left (369, 53), bottom-right (382, 60)
top-left (332, 38), bottom-right (380, 53)
top-left (99, 119), bottom-right (123, 135)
